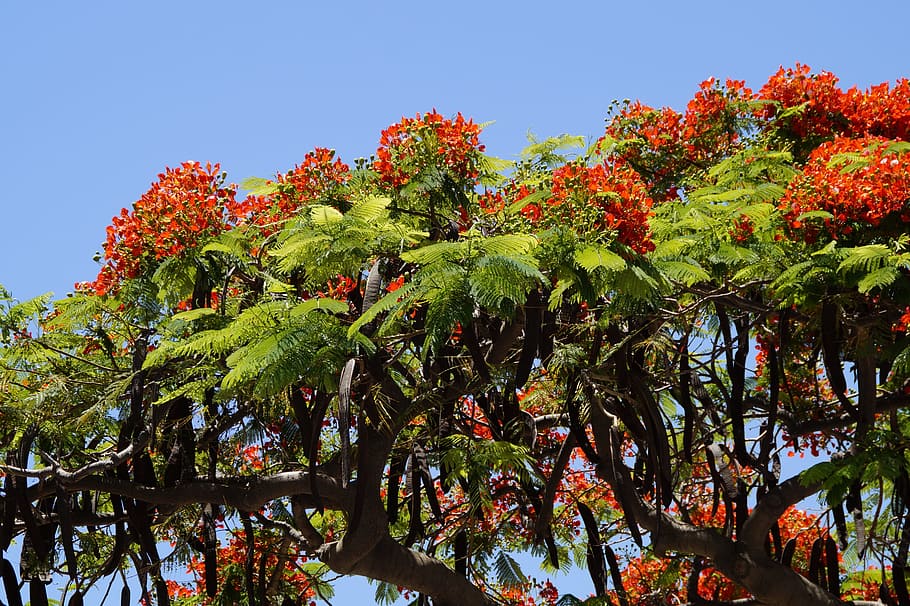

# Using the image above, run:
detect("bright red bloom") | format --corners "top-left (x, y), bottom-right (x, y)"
top-left (549, 161), bottom-right (655, 253)
top-left (759, 64), bottom-right (910, 145)
top-left (229, 147), bottom-right (350, 231)
top-left (86, 161), bottom-right (237, 296)
top-left (780, 136), bottom-right (910, 240)
top-left (374, 110), bottom-right (485, 188)
top-left (604, 79), bottom-right (753, 200)
top-left (759, 63), bottom-right (845, 139)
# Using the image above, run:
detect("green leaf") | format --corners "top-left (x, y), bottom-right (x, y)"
top-left (291, 297), bottom-right (350, 317)
top-left (521, 134), bottom-right (585, 160)
top-left (240, 176), bottom-right (279, 196)
top-left (506, 189), bottom-right (549, 215)
top-left (838, 244), bottom-right (891, 273)
top-left (885, 141), bottom-right (910, 155)
top-left (347, 281), bottom-right (419, 337)
top-left (857, 266), bottom-right (900, 293)
top-left (709, 243), bottom-right (759, 266)
top-left (170, 308), bottom-right (218, 322)
top-left (400, 241), bottom-right (463, 265)
top-left (493, 551), bottom-right (528, 588)
top-left (477, 153), bottom-right (515, 175)
top-left (374, 581), bottom-right (401, 605)
top-left (469, 254), bottom-right (544, 313)
top-left (310, 205), bottom-right (345, 226)
top-left (693, 187), bottom-right (755, 203)
top-left (480, 234), bottom-right (539, 257)
top-left (201, 230), bottom-right (251, 259)
top-left (346, 195), bottom-right (391, 223)
top-left (575, 246), bottom-right (626, 273)
top-left (614, 265), bottom-right (660, 300)
top-left (655, 259), bottom-right (710, 286)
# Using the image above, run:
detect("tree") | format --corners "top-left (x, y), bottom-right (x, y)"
top-left (2, 68), bottom-right (910, 606)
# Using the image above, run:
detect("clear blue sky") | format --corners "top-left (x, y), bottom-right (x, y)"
top-left (2, 1), bottom-right (909, 603)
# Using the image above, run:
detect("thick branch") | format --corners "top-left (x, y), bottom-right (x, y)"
top-left (323, 533), bottom-right (493, 606)
top-left (33, 471), bottom-right (350, 512)
top-left (740, 468), bottom-right (824, 548)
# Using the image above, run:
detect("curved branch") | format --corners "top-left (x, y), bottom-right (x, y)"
top-left (740, 467), bottom-right (824, 548)
top-left (321, 533), bottom-right (493, 606)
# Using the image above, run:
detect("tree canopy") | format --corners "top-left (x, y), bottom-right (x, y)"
top-left (3, 65), bottom-right (910, 606)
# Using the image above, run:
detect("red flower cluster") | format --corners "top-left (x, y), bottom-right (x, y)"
top-left (374, 110), bottom-right (485, 188)
top-left (683, 78), bottom-right (754, 161)
top-left (478, 181), bottom-right (540, 221)
top-left (842, 78), bottom-right (910, 140)
top-left (549, 161), bottom-right (655, 253)
top-left (780, 136), bottom-right (910, 239)
top-left (85, 162), bottom-right (237, 296)
top-left (230, 147), bottom-right (350, 229)
top-left (175, 531), bottom-right (317, 602)
top-left (894, 307), bottom-right (910, 333)
top-left (758, 64), bottom-right (846, 139)
top-left (605, 79), bottom-right (753, 200)
top-left (604, 102), bottom-right (685, 199)
top-left (760, 63), bottom-right (910, 142)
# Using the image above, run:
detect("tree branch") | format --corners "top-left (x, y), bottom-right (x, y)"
top-left (32, 471), bottom-right (350, 512)
top-left (740, 467), bottom-right (824, 548)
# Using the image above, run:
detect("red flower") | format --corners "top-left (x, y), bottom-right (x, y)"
top-left (229, 147), bottom-right (350, 232)
top-left (89, 161), bottom-right (237, 296)
top-left (548, 161), bottom-right (655, 254)
top-left (374, 110), bottom-right (485, 188)
top-left (780, 136), bottom-right (910, 240)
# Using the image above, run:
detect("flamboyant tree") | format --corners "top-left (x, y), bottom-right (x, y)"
top-left (2, 66), bottom-right (910, 606)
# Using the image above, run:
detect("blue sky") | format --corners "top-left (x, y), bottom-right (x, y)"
top-left (2, 1), bottom-right (909, 603)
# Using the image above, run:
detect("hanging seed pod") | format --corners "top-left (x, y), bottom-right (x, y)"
top-left (832, 501), bottom-right (849, 550)
top-left (386, 450), bottom-right (408, 523)
top-left (604, 545), bottom-right (629, 606)
top-left (825, 536), bottom-right (840, 597)
top-left (29, 579), bottom-right (48, 606)
top-left (338, 358), bottom-right (357, 488)
top-left (544, 530), bottom-right (559, 569)
top-left (1, 559), bottom-right (23, 606)
top-left (578, 503), bottom-right (606, 596)
top-left (780, 538), bottom-right (797, 567)
top-left (454, 529), bottom-right (468, 577)
top-left (808, 538), bottom-right (825, 590)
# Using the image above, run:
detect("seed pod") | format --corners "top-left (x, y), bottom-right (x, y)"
top-left (544, 530), bottom-right (559, 569)
top-left (825, 536), bottom-right (840, 597)
top-left (1, 559), bottom-right (22, 606)
top-left (386, 450), bottom-right (408, 523)
top-left (808, 538), bottom-right (825, 590)
top-left (604, 545), bottom-right (629, 606)
top-left (832, 501), bottom-right (849, 551)
top-left (578, 503), bottom-right (606, 596)
top-left (454, 529), bottom-right (468, 577)
top-left (780, 538), bottom-right (796, 567)
top-left (338, 358), bottom-right (357, 488)
top-left (29, 579), bottom-right (48, 606)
